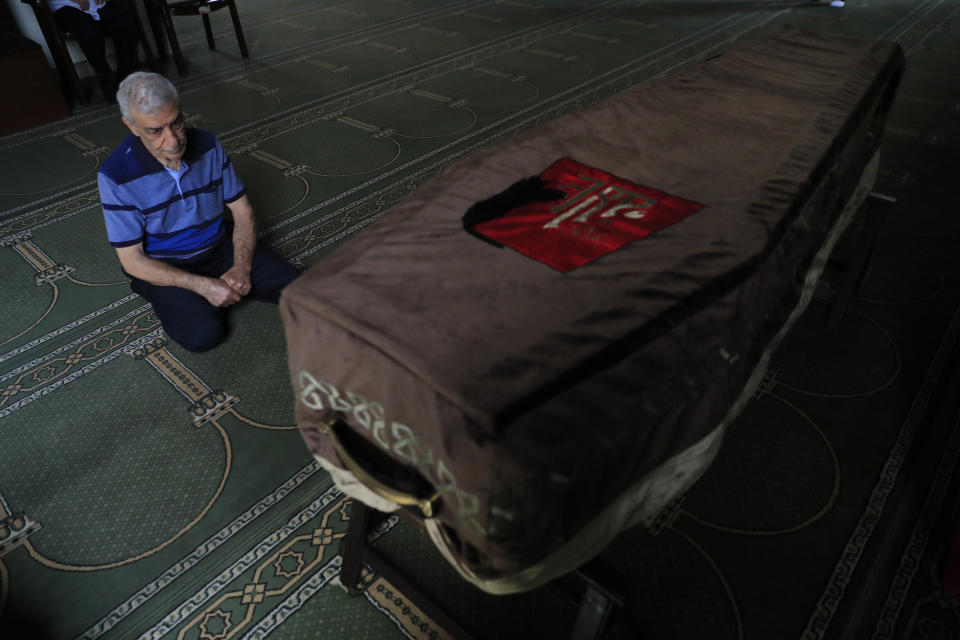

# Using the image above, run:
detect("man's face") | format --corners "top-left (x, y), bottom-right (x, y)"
top-left (123, 101), bottom-right (187, 170)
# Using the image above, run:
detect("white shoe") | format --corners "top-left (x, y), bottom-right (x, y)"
top-left (830, 0), bottom-right (845, 6)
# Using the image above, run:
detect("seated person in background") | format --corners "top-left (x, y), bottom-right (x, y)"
top-left (97, 72), bottom-right (300, 352)
top-left (46, 0), bottom-right (141, 101)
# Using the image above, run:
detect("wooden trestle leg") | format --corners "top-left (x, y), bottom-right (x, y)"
top-left (338, 500), bottom-right (633, 640)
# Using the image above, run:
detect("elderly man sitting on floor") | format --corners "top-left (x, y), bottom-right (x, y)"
top-left (97, 72), bottom-right (299, 352)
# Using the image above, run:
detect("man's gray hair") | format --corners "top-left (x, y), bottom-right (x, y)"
top-left (117, 72), bottom-right (180, 122)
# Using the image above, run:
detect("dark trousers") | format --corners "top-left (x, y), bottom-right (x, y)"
top-left (128, 235), bottom-right (301, 353)
top-left (53, 3), bottom-right (140, 81)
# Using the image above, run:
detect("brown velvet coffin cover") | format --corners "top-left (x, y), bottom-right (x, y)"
top-left (280, 28), bottom-right (904, 581)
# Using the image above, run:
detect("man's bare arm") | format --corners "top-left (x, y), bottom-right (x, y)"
top-left (221, 194), bottom-right (256, 295)
top-left (116, 244), bottom-right (241, 307)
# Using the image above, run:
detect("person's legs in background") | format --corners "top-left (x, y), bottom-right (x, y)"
top-left (96, 2), bottom-right (140, 82)
top-left (51, 3), bottom-right (142, 102)
top-left (52, 5), bottom-right (116, 100)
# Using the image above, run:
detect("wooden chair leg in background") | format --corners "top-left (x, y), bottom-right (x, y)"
top-left (226, 0), bottom-right (249, 58)
top-left (153, 0), bottom-right (250, 75)
top-left (157, 2), bottom-right (188, 74)
top-left (339, 500), bottom-right (635, 640)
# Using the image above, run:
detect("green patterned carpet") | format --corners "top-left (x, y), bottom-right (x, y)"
top-left (2, 0), bottom-right (960, 638)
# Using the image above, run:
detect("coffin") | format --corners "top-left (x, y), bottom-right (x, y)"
top-left (280, 27), bottom-right (904, 594)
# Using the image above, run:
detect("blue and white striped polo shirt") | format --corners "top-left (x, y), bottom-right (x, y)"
top-left (98, 128), bottom-right (245, 259)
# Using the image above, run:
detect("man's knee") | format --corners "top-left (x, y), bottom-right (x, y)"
top-left (168, 320), bottom-right (226, 353)
top-left (249, 248), bottom-right (301, 303)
